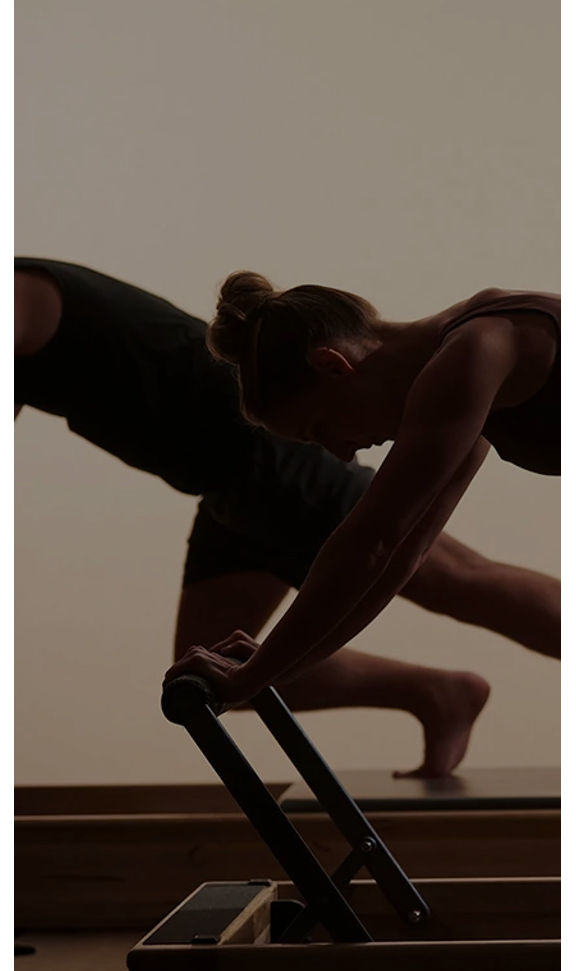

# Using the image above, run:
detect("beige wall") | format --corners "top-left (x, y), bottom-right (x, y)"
top-left (15, 0), bottom-right (559, 784)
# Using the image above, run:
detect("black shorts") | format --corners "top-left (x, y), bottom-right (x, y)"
top-left (15, 258), bottom-right (375, 588)
top-left (185, 443), bottom-right (374, 589)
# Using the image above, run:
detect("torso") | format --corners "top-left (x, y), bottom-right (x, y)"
top-left (13, 259), bottom-right (378, 518)
top-left (425, 288), bottom-right (561, 475)
top-left (487, 309), bottom-right (558, 410)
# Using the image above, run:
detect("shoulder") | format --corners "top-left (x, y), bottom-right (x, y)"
top-left (438, 312), bottom-right (516, 359)
top-left (471, 286), bottom-right (507, 301)
top-left (468, 286), bottom-right (560, 311)
top-left (417, 315), bottom-right (517, 413)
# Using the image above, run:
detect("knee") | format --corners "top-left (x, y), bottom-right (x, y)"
top-left (14, 269), bottom-right (62, 355)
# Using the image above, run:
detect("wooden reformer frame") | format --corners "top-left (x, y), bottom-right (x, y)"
top-left (126, 675), bottom-right (560, 969)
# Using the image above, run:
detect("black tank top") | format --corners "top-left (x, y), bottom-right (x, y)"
top-left (14, 258), bottom-right (253, 493)
top-left (439, 288), bottom-right (560, 475)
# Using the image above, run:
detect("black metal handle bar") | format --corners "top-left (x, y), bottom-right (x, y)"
top-left (162, 673), bottom-right (430, 936)
top-left (162, 674), bottom-right (371, 943)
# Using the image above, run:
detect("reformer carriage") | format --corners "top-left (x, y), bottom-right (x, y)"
top-left (126, 674), bottom-right (560, 969)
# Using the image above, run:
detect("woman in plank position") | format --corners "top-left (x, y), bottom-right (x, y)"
top-left (15, 260), bottom-right (559, 776)
top-left (166, 272), bottom-right (560, 742)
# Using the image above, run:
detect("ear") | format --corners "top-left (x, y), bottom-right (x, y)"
top-left (308, 346), bottom-right (355, 376)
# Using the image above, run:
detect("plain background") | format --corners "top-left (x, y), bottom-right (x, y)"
top-left (15, 0), bottom-right (559, 784)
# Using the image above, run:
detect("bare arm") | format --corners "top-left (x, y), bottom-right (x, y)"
top-left (233, 317), bottom-right (516, 694)
top-left (14, 270), bottom-right (63, 418)
top-left (274, 437), bottom-right (490, 684)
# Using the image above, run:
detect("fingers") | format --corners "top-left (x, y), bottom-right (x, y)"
top-left (210, 629), bottom-right (253, 651)
top-left (164, 643), bottom-right (245, 686)
top-left (163, 630), bottom-right (259, 703)
top-left (164, 646), bottom-right (219, 683)
top-left (218, 643), bottom-right (255, 660)
top-left (214, 629), bottom-right (250, 646)
top-left (210, 629), bottom-right (259, 661)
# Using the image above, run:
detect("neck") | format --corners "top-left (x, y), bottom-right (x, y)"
top-left (361, 318), bottom-right (440, 387)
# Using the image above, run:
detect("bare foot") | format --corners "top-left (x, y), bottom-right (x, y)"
top-left (393, 671), bottom-right (491, 779)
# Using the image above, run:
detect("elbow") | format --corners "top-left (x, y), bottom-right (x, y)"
top-left (366, 538), bottom-right (395, 572)
top-left (366, 525), bottom-right (416, 571)
top-left (371, 541), bottom-right (429, 589)
top-left (401, 536), bottom-right (438, 579)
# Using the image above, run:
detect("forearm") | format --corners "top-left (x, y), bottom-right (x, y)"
top-left (238, 528), bottom-right (391, 689)
top-left (242, 438), bottom-right (490, 690)
top-left (240, 527), bottom-right (433, 694)
top-left (275, 547), bottom-right (419, 685)
top-left (277, 480), bottom-right (470, 684)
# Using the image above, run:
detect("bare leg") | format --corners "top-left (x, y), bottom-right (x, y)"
top-left (278, 650), bottom-right (490, 778)
top-left (402, 532), bottom-right (560, 659)
top-left (281, 535), bottom-right (559, 774)
top-left (174, 571), bottom-right (289, 659)
top-left (175, 527), bottom-right (559, 775)
top-left (175, 570), bottom-right (490, 776)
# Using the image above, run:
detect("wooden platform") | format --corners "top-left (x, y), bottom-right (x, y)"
top-left (15, 932), bottom-right (140, 971)
top-left (279, 767), bottom-right (561, 811)
top-left (15, 781), bottom-right (561, 930)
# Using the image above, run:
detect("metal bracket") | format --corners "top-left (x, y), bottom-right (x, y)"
top-left (162, 675), bottom-right (430, 943)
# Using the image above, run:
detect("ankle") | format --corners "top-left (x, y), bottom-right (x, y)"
top-left (410, 669), bottom-right (491, 724)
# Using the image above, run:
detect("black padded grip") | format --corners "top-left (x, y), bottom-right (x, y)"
top-left (161, 674), bottom-right (225, 724)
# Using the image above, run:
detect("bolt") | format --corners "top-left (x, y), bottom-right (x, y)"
top-left (408, 909), bottom-right (424, 924)
top-left (360, 837), bottom-right (376, 853)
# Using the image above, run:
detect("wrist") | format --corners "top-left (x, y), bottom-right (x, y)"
top-left (231, 659), bottom-right (267, 697)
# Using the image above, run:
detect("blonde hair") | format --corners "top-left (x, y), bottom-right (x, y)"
top-left (208, 270), bottom-right (379, 422)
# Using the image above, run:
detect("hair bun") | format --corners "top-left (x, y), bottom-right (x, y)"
top-left (209, 270), bottom-right (276, 365)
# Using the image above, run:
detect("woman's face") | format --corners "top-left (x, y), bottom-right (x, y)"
top-left (264, 363), bottom-right (393, 462)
